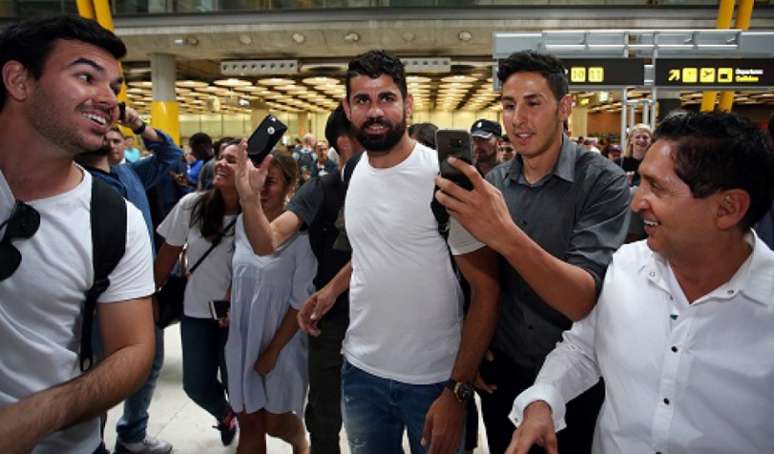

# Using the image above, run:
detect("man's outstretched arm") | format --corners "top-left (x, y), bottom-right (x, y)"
top-left (422, 246), bottom-right (500, 454)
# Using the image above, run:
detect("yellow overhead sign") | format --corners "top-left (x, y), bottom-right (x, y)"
top-left (656, 59), bottom-right (774, 88)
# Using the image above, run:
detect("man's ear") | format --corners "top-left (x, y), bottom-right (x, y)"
top-left (716, 189), bottom-right (751, 231)
top-left (558, 94), bottom-right (572, 120)
top-left (2, 61), bottom-right (32, 102)
top-left (405, 93), bottom-right (414, 119)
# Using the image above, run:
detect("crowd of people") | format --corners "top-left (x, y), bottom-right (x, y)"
top-left (2, 14), bottom-right (774, 454)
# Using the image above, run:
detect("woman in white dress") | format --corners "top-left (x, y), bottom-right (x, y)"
top-left (228, 151), bottom-right (316, 453)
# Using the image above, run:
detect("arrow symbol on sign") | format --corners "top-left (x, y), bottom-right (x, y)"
top-left (668, 69), bottom-right (680, 81)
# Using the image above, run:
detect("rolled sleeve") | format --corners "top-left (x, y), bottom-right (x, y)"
top-left (287, 176), bottom-right (325, 228)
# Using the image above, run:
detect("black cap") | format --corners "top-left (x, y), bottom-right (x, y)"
top-left (470, 119), bottom-right (502, 139)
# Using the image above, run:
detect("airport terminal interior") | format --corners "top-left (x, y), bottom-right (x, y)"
top-left (1, 1), bottom-right (773, 453)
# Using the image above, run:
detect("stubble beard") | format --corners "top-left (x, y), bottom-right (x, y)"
top-left (26, 86), bottom-right (105, 156)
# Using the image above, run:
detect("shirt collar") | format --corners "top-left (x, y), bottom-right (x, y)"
top-left (640, 230), bottom-right (774, 306)
top-left (507, 135), bottom-right (576, 185)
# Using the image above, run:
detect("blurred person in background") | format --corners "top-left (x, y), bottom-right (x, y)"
top-left (124, 134), bottom-right (141, 163)
top-left (622, 123), bottom-right (653, 185)
top-left (312, 140), bottom-right (337, 178)
top-left (470, 119), bottom-right (502, 176)
top-left (498, 135), bottom-right (515, 162)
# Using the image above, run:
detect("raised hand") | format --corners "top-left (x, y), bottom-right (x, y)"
top-left (235, 138), bottom-right (272, 203)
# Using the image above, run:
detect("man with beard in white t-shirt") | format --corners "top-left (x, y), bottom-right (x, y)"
top-left (309, 50), bottom-right (500, 454)
top-left (0, 16), bottom-right (155, 453)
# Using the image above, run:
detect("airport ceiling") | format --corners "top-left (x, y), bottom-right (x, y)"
top-left (113, 5), bottom-right (774, 114)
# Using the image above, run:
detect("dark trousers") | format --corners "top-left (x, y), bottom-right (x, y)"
top-left (180, 316), bottom-right (231, 421)
top-left (478, 349), bottom-right (603, 454)
top-left (305, 313), bottom-right (348, 454)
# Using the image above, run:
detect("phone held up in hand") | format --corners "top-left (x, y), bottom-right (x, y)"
top-left (435, 129), bottom-right (474, 190)
top-left (247, 114), bottom-right (288, 165)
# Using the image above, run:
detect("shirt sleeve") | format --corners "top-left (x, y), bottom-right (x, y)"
top-left (287, 177), bottom-right (325, 228)
top-left (448, 217), bottom-right (486, 256)
top-left (288, 233), bottom-right (318, 310)
top-left (157, 192), bottom-right (196, 247)
top-left (509, 301), bottom-right (602, 432)
top-left (129, 129), bottom-right (183, 190)
top-left (99, 202), bottom-right (155, 303)
top-left (566, 164), bottom-right (631, 292)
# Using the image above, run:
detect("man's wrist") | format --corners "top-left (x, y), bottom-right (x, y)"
top-left (131, 120), bottom-right (146, 135)
top-left (524, 400), bottom-right (552, 417)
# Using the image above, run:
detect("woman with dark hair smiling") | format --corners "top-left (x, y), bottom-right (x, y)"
top-left (154, 140), bottom-right (242, 446)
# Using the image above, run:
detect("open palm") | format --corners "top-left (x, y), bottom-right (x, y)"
top-left (235, 139), bottom-right (272, 200)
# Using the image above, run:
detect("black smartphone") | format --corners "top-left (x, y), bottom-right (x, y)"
top-left (247, 114), bottom-right (288, 165)
top-left (209, 299), bottom-right (230, 320)
top-left (435, 129), bottom-right (474, 190)
top-left (117, 101), bottom-right (126, 123)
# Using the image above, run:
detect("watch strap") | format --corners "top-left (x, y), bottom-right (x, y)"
top-left (132, 121), bottom-right (146, 135)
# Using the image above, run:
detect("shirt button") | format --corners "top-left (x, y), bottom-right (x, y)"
top-left (669, 296), bottom-right (674, 301)
top-left (671, 346), bottom-right (678, 353)
top-left (649, 271), bottom-right (656, 277)
top-left (727, 289), bottom-right (734, 295)
top-left (663, 398), bottom-right (670, 405)
top-left (670, 314), bottom-right (678, 320)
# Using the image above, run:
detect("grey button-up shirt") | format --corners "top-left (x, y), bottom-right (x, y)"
top-left (486, 136), bottom-right (630, 373)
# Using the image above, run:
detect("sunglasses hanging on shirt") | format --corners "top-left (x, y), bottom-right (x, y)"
top-left (0, 201), bottom-right (40, 280)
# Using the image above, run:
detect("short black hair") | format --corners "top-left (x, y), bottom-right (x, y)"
top-left (0, 15), bottom-right (126, 108)
top-left (346, 50), bottom-right (407, 100)
top-left (189, 132), bottom-right (213, 160)
top-left (325, 104), bottom-right (351, 153)
top-left (497, 51), bottom-right (569, 101)
top-left (655, 111), bottom-right (774, 229)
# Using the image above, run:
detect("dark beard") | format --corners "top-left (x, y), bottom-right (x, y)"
top-left (353, 117), bottom-right (406, 153)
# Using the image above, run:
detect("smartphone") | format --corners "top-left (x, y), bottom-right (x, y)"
top-left (435, 129), bottom-right (474, 190)
top-left (247, 114), bottom-right (288, 165)
top-left (209, 299), bottom-right (230, 320)
top-left (117, 101), bottom-right (126, 123)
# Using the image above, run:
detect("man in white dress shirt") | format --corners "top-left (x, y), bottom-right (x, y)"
top-left (507, 111), bottom-right (774, 454)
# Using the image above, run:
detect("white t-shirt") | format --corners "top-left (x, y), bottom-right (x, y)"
top-left (0, 168), bottom-right (154, 453)
top-left (343, 142), bottom-right (483, 385)
top-left (157, 192), bottom-right (236, 319)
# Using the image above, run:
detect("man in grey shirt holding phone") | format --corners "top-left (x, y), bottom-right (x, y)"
top-left (435, 50), bottom-right (630, 454)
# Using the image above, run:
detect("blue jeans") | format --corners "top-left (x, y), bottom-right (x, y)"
top-left (117, 325), bottom-right (165, 443)
top-left (180, 316), bottom-right (231, 421)
top-left (341, 360), bottom-right (464, 454)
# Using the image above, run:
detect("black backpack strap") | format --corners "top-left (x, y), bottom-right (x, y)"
top-left (188, 217), bottom-right (237, 275)
top-left (81, 178), bottom-right (127, 372)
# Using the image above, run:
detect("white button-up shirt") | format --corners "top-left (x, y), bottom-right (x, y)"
top-left (510, 233), bottom-right (774, 454)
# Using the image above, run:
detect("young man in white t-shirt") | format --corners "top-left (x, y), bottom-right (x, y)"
top-left (0, 16), bottom-right (156, 453)
top-left (315, 50), bottom-right (499, 454)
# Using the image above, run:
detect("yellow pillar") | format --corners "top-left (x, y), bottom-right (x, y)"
top-left (76, 0), bottom-right (95, 18)
top-left (150, 53), bottom-right (181, 145)
top-left (297, 112), bottom-right (309, 136)
top-left (719, 0), bottom-right (755, 112)
top-left (702, 0), bottom-right (736, 112)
